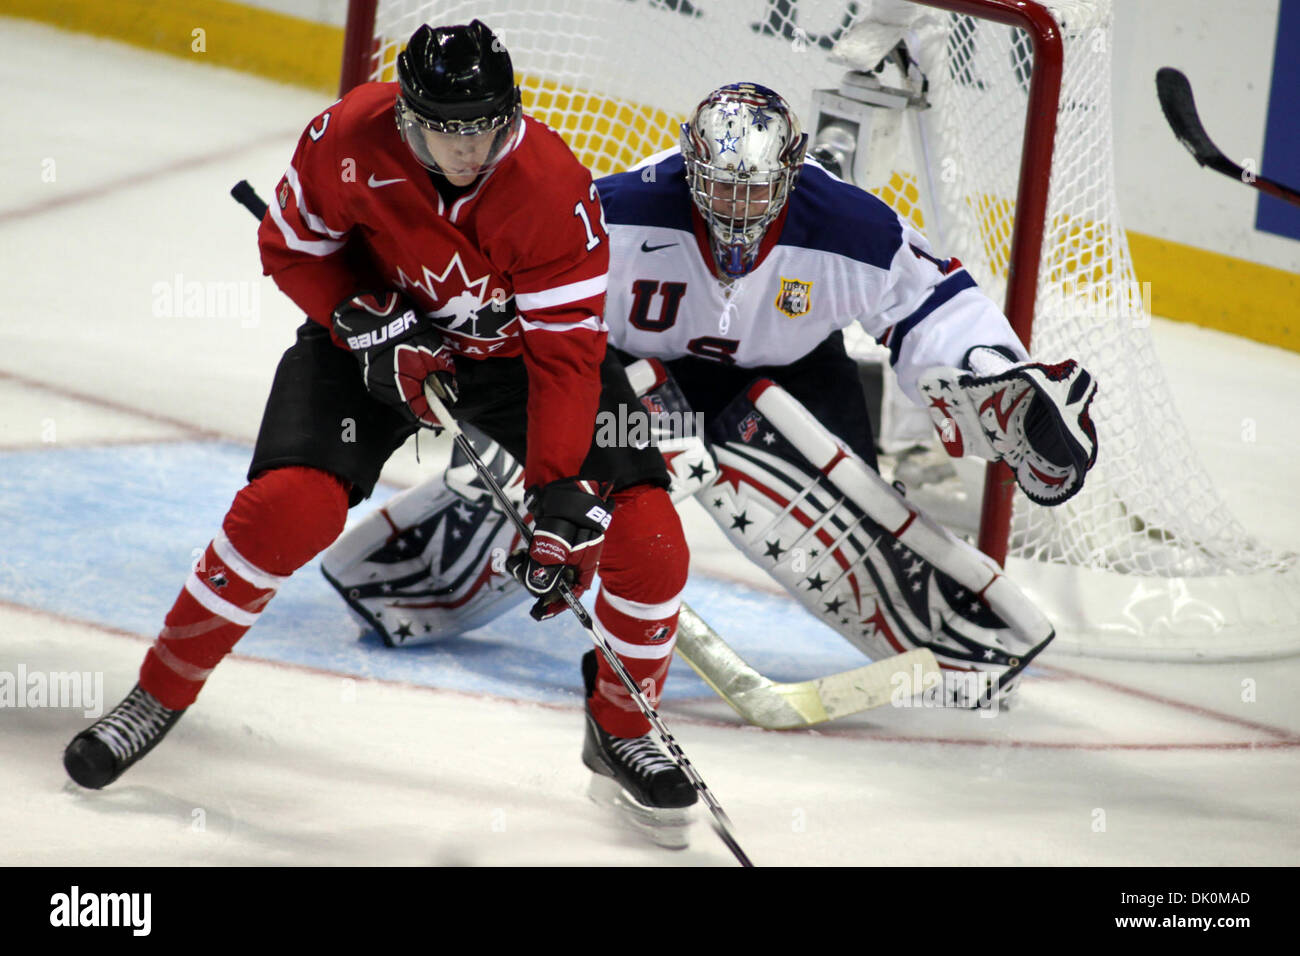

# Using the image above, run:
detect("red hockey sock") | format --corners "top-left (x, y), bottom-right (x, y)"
top-left (588, 485), bottom-right (689, 737)
top-left (138, 467), bottom-right (349, 710)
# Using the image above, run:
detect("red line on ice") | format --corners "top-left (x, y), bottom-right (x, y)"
top-left (0, 368), bottom-right (234, 443)
top-left (11, 599), bottom-right (1298, 751)
top-left (0, 130), bottom-right (297, 225)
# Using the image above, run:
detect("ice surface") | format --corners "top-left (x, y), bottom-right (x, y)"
top-left (1, 18), bottom-right (1297, 866)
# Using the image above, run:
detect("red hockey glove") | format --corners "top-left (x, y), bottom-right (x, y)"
top-left (332, 291), bottom-right (457, 428)
top-left (506, 479), bottom-right (614, 621)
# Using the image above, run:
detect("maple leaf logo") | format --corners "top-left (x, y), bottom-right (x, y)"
top-left (395, 251), bottom-right (492, 334)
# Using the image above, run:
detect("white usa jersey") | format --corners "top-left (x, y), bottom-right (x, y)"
top-left (595, 149), bottom-right (1027, 404)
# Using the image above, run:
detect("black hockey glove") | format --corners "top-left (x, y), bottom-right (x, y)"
top-left (506, 479), bottom-right (614, 621)
top-left (332, 291), bottom-right (458, 429)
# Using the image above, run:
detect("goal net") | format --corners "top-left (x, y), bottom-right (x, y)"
top-left (345, 0), bottom-right (1300, 660)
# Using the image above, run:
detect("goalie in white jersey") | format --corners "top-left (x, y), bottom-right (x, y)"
top-left (322, 82), bottom-right (1099, 714)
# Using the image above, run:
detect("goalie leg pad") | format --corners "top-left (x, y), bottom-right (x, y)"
top-left (321, 361), bottom-right (707, 650)
top-left (698, 379), bottom-right (1055, 705)
top-left (320, 427), bottom-right (527, 647)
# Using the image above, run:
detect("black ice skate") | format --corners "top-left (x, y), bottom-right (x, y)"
top-left (581, 651), bottom-right (696, 849)
top-left (63, 684), bottom-right (185, 789)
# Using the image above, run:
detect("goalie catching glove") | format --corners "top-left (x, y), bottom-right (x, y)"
top-left (919, 346), bottom-right (1098, 505)
top-left (332, 291), bottom-right (458, 428)
top-left (506, 479), bottom-right (614, 620)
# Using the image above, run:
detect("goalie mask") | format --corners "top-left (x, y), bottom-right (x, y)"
top-left (681, 83), bottom-right (808, 277)
top-left (395, 20), bottom-right (523, 182)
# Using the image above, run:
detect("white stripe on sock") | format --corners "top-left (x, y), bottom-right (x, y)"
top-left (183, 571), bottom-right (261, 627)
top-left (593, 625), bottom-right (677, 660)
top-left (149, 637), bottom-right (214, 681)
top-left (212, 530), bottom-right (290, 591)
top-left (598, 588), bottom-right (683, 621)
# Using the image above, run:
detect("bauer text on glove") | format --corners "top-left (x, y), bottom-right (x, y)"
top-left (332, 290), bottom-right (458, 428)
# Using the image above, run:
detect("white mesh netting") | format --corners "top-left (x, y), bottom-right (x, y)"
top-left (358, 0), bottom-right (1300, 658)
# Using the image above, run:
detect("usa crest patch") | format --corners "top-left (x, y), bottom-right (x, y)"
top-left (775, 277), bottom-right (812, 318)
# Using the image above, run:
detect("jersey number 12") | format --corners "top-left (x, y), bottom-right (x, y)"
top-left (573, 183), bottom-right (606, 251)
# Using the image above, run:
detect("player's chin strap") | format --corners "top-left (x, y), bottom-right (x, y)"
top-left (420, 381), bottom-right (753, 868)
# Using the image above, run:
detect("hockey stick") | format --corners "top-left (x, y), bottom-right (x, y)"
top-left (420, 383), bottom-right (753, 867)
top-left (675, 605), bottom-right (938, 729)
top-left (230, 178), bottom-right (752, 866)
top-left (231, 179), bottom-right (268, 218)
top-left (1155, 67), bottom-right (1300, 207)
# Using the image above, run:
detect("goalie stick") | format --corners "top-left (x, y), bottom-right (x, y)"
top-left (676, 605), bottom-right (939, 729)
top-left (1156, 67), bottom-right (1300, 207)
top-left (231, 178), bottom-right (752, 867)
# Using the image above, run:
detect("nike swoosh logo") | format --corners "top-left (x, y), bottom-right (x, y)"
top-left (367, 174), bottom-right (407, 188)
top-left (640, 240), bottom-right (675, 253)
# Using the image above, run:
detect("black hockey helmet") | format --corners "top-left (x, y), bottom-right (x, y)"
top-left (395, 20), bottom-right (523, 177)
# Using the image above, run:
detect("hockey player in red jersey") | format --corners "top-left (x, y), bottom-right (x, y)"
top-left (64, 21), bottom-right (695, 827)
top-left (323, 82), bottom-right (1100, 714)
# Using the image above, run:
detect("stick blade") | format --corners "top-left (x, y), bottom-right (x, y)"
top-left (673, 604), bottom-right (940, 730)
top-left (1155, 67), bottom-right (1222, 167)
top-left (813, 649), bottom-right (939, 722)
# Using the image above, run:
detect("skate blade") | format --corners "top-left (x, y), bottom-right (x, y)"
top-left (587, 774), bottom-right (693, 850)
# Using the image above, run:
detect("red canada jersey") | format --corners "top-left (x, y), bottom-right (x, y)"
top-left (258, 82), bottom-right (610, 488)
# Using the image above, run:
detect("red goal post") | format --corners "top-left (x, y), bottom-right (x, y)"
top-left (911, 1), bottom-right (1062, 568)
top-left (340, 0), bottom-right (379, 98)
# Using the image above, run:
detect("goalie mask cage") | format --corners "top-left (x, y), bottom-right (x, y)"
top-left (341, 0), bottom-right (1300, 660)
